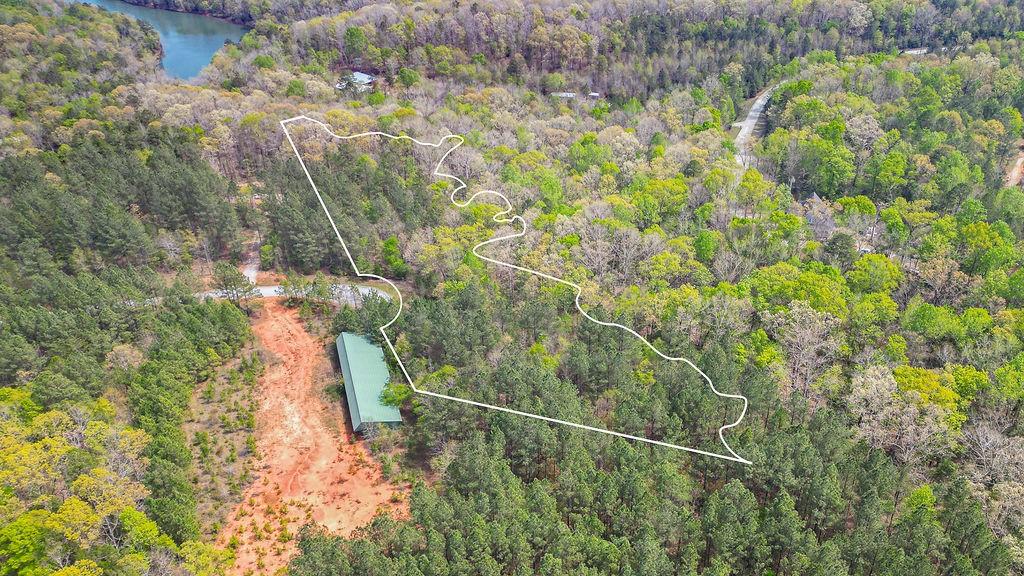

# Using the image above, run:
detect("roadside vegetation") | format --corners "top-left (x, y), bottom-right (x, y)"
top-left (184, 353), bottom-right (263, 538)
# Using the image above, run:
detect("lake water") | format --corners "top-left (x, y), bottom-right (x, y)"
top-left (73, 0), bottom-right (247, 79)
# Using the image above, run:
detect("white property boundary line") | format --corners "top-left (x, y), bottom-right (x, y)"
top-left (280, 115), bottom-right (751, 465)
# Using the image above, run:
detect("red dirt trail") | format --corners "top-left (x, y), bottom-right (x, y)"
top-left (217, 299), bottom-right (407, 575)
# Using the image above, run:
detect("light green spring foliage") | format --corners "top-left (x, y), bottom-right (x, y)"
top-left (0, 393), bottom-right (233, 576)
top-left (6, 0), bottom-right (1024, 573)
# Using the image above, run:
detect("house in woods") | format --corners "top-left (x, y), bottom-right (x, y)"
top-left (801, 192), bottom-right (836, 240)
top-left (335, 71), bottom-right (377, 92)
top-left (335, 332), bottom-right (402, 433)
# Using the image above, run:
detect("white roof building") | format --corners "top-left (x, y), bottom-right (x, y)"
top-left (336, 71), bottom-right (377, 92)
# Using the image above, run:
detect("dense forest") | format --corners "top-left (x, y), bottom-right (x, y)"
top-left (2, 2), bottom-right (251, 572)
top-left (2, 0), bottom-right (1024, 574)
top-left (118, 0), bottom-right (1024, 99)
top-left (270, 46), bottom-right (1024, 572)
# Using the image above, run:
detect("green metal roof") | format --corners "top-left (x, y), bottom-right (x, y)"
top-left (336, 332), bottom-right (402, 432)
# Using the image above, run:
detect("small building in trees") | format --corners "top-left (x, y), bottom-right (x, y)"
top-left (335, 332), bottom-right (402, 433)
top-left (335, 71), bottom-right (377, 92)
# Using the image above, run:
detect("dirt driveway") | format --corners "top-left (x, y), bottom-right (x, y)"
top-left (1006, 151), bottom-right (1024, 187)
top-left (217, 299), bottom-right (407, 575)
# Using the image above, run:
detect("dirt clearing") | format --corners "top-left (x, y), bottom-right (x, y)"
top-left (1006, 150), bottom-right (1024, 188)
top-left (217, 299), bottom-right (407, 575)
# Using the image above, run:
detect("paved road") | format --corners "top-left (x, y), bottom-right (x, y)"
top-left (196, 283), bottom-right (389, 304)
top-left (242, 256), bottom-right (259, 283)
top-left (128, 281), bottom-right (389, 308)
top-left (200, 246), bottom-right (391, 304)
top-left (735, 84), bottom-right (778, 167)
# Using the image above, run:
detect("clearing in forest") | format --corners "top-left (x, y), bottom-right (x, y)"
top-left (1006, 147), bottom-right (1024, 187)
top-left (216, 299), bottom-right (407, 575)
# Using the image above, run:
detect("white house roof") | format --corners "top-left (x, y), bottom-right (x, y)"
top-left (352, 72), bottom-right (375, 84)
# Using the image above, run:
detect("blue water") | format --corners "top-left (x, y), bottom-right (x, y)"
top-left (72, 0), bottom-right (247, 79)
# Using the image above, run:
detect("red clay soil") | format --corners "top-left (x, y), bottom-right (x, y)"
top-left (253, 270), bottom-right (286, 285)
top-left (217, 299), bottom-right (407, 575)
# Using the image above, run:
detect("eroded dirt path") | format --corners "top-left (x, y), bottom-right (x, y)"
top-left (1006, 151), bottom-right (1024, 187)
top-left (217, 299), bottom-right (407, 575)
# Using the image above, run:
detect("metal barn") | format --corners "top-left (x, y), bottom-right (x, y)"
top-left (335, 332), bottom-right (402, 433)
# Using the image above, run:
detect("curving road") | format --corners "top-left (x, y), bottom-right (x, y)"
top-left (735, 84), bottom-right (778, 167)
top-left (197, 243), bottom-right (391, 303)
top-left (196, 283), bottom-right (388, 303)
top-left (128, 276), bottom-right (389, 307)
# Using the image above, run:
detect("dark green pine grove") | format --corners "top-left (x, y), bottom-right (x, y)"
top-left (0, 127), bottom-right (251, 563)
top-left (287, 430), bottom-right (1009, 575)
top-left (1, 9), bottom-right (251, 566)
